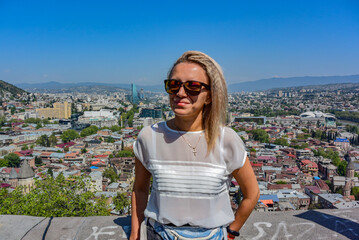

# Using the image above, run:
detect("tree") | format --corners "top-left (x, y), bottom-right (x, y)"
top-left (80, 125), bottom-right (99, 137)
top-left (35, 156), bottom-right (42, 166)
top-left (21, 145), bottom-right (28, 151)
top-left (47, 168), bottom-right (54, 177)
top-left (36, 135), bottom-right (50, 147)
top-left (251, 129), bottom-right (269, 143)
top-left (337, 160), bottom-right (348, 176)
top-left (106, 136), bottom-right (115, 143)
top-left (0, 159), bottom-right (9, 167)
top-left (49, 135), bottom-right (58, 146)
top-left (115, 150), bottom-right (134, 158)
top-left (113, 192), bottom-right (130, 215)
top-left (4, 153), bottom-right (20, 167)
top-left (35, 123), bottom-right (43, 129)
top-left (102, 168), bottom-right (118, 183)
top-left (61, 129), bottom-right (79, 143)
top-left (0, 174), bottom-right (110, 217)
top-left (274, 138), bottom-right (288, 146)
top-left (351, 186), bottom-right (359, 200)
top-left (81, 148), bottom-right (87, 154)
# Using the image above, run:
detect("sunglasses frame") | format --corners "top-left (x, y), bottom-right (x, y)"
top-left (164, 79), bottom-right (211, 96)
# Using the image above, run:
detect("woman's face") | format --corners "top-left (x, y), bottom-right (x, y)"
top-left (169, 62), bottom-right (211, 120)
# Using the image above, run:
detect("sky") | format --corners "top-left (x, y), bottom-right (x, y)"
top-left (0, 0), bottom-right (358, 85)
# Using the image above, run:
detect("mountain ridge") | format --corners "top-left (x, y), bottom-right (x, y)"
top-left (13, 74), bottom-right (359, 92)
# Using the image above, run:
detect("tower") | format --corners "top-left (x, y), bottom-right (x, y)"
top-left (131, 83), bottom-right (139, 104)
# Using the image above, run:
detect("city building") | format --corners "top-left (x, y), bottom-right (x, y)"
top-left (139, 107), bottom-right (162, 119)
top-left (36, 102), bottom-right (71, 119)
top-left (131, 83), bottom-right (139, 104)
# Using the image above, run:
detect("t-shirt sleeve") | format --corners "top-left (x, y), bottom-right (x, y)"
top-left (223, 127), bottom-right (248, 173)
top-left (133, 126), bottom-right (150, 170)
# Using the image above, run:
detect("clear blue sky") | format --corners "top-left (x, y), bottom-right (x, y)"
top-left (1, 0), bottom-right (358, 85)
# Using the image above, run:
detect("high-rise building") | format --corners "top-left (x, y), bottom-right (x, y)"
top-left (131, 83), bottom-right (139, 104)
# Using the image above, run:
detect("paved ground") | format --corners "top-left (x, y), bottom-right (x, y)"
top-left (0, 208), bottom-right (358, 240)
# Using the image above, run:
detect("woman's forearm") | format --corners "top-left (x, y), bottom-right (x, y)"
top-left (229, 191), bottom-right (260, 232)
top-left (130, 189), bottom-right (149, 240)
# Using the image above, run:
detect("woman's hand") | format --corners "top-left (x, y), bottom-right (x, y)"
top-left (130, 157), bottom-right (151, 240)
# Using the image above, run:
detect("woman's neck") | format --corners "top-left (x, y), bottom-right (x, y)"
top-left (170, 116), bottom-right (204, 132)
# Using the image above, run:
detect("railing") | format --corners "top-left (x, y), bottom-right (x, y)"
top-left (0, 208), bottom-right (358, 239)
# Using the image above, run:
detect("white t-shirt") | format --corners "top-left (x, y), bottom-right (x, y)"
top-left (133, 122), bottom-right (247, 228)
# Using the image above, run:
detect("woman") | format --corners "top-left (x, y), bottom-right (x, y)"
top-left (130, 51), bottom-right (259, 240)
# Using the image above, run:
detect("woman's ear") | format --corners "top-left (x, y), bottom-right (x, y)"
top-left (205, 94), bottom-right (212, 105)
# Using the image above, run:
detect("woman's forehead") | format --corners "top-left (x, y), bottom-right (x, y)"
top-left (171, 63), bottom-right (209, 83)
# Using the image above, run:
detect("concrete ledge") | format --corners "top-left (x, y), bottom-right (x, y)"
top-left (1, 208), bottom-right (358, 239)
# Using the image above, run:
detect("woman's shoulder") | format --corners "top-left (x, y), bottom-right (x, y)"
top-left (137, 121), bottom-right (167, 139)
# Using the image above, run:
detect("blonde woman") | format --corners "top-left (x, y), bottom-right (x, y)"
top-left (130, 51), bottom-right (259, 240)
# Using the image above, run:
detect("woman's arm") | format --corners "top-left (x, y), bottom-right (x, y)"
top-left (229, 157), bottom-right (260, 235)
top-left (130, 157), bottom-right (152, 240)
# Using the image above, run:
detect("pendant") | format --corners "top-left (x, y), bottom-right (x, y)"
top-left (192, 148), bottom-right (197, 157)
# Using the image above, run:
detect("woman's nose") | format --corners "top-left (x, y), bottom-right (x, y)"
top-left (176, 85), bottom-right (187, 97)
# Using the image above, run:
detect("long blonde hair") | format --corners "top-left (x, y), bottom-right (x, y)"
top-left (168, 51), bottom-right (228, 152)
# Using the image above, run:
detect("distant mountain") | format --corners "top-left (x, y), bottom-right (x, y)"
top-left (228, 74), bottom-right (359, 92)
top-left (0, 80), bottom-right (27, 97)
top-left (15, 81), bottom-right (165, 93)
top-left (14, 74), bottom-right (359, 93)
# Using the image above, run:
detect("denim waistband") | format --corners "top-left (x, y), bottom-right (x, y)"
top-left (147, 218), bottom-right (226, 240)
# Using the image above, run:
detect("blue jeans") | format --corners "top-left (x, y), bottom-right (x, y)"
top-left (146, 219), bottom-right (225, 240)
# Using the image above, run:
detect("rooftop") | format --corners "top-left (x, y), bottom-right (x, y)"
top-left (1, 208), bottom-right (358, 239)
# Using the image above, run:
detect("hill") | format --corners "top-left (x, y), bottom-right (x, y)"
top-left (228, 74), bottom-right (359, 92)
top-left (0, 80), bottom-right (28, 98)
top-left (14, 74), bottom-right (359, 93)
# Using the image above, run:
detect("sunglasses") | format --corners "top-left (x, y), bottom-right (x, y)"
top-left (164, 79), bottom-right (211, 96)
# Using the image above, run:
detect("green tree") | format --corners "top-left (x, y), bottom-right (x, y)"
top-left (36, 123), bottom-right (43, 129)
top-left (274, 138), bottom-right (288, 146)
top-left (61, 129), bottom-right (79, 143)
top-left (115, 150), bottom-right (134, 158)
top-left (351, 186), bottom-right (359, 200)
top-left (80, 125), bottom-right (99, 137)
top-left (47, 168), bottom-right (54, 177)
top-left (106, 136), bottom-right (115, 143)
top-left (24, 118), bottom-right (42, 124)
top-left (337, 160), bottom-right (348, 176)
top-left (113, 192), bottom-right (130, 215)
top-left (0, 159), bottom-right (9, 167)
top-left (49, 135), bottom-right (58, 146)
top-left (36, 135), bottom-right (50, 147)
top-left (0, 174), bottom-right (110, 217)
top-left (4, 153), bottom-right (20, 167)
top-left (21, 145), bottom-right (28, 151)
top-left (81, 148), bottom-right (87, 154)
top-left (102, 168), bottom-right (118, 183)
top-left (251, 129), bottom-right (269, 143)
top-left (35, 156), bottom-right (43, 166)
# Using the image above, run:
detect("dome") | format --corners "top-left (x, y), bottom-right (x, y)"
top-left (18, 160), bottom-right (35, 179)
top-left (9, 168), bottom-right (18, 179)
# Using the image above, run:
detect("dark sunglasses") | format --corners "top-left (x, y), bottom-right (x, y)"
top-left (164, 79), bottom-right (211, 96)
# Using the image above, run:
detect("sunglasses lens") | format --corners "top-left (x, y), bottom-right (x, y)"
top-left (165, 80), bottom-right (180, 94)
top-left (184, 81), bottom-right (202, 92)
top-left (164, 80), bottom-right (207, 96)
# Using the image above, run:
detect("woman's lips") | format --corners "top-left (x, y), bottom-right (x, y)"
top-left (174, 100), bottom-right (190, 107)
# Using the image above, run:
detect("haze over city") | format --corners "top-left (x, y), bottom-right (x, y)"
top-left (1, 0), bottom-right (359, 85)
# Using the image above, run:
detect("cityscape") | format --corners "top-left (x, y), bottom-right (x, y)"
top-left (0, 79), bottom-right (359, 238)
top-left (1, 1), bottom-right (359, 239)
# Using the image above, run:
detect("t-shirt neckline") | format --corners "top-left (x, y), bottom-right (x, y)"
top-left (164, 121), bottom-right (204, 134)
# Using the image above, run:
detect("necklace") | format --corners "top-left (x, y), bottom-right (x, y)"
top-left (173, 123), bottom-right (202, 157)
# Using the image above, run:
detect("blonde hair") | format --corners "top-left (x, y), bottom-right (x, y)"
top-left (168, 51), bottom-right (228, 152)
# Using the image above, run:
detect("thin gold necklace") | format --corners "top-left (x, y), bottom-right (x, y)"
top-left (173, 123), bottom-right (202, 157)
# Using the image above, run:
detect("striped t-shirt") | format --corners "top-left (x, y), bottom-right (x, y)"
top-left (133, 122), bottom-right (247, 228)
